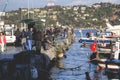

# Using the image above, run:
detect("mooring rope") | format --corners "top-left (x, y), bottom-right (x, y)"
top-left (58, 58), bottom-right (97, 71)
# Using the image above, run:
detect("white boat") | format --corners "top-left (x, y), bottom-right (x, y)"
top-left (98, 59), bottom-right (120, 70)
top-left (97, 40), bottom-right (120, 70)
top-left (105, 19), bottom-right (120, 36)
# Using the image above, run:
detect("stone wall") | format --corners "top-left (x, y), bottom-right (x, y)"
top-left (41, 31), bottom-right (75, 60)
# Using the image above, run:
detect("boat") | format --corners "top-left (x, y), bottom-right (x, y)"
top-left (105, 68), bottom-right (120, 79)
top-left (105, 19), bottom-right (120, 36)
top-left (96, 20), bottom-right (120, 71)
top-left (98, 59), bottom-right (120, 70)
top-left (79, 30), bottom-right (114, 44)
top-left (79, 36), bottom-right (112, 43)
top-left (90, 38), bottom-right (120, 71)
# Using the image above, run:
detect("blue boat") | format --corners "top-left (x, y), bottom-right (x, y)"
top-left (79, 38), bottom-right (111, 44)
top-left (78, 29), bottom-right (112, 44)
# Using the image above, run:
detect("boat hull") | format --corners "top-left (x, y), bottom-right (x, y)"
top-left (98, 59), bottom-right (120, 70)
top-left (79, 39), bottom-right (110, 44)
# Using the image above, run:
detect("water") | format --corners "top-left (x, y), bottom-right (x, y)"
top-left (50, 29), bottom-right (109, 80)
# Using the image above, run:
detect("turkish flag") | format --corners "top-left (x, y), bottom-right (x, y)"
top-left (90, 41), bottom-right (97, 52)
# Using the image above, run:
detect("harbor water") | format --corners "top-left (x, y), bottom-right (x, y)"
top-left (50, 29), bottom-right (109, 80)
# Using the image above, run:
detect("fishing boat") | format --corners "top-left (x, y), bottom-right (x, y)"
top-left (98, 59), bottom-right (120, 70)
top-left (105, 68), bottom-right (120, 79)
top-left (90, 37), bottom-right (120, 71)
top-left (79, 30), bottom-right (113, 45)
top-left (99, 42), bottom-right (120, 72)
top-left (79, 37), bottom-right (111, 44)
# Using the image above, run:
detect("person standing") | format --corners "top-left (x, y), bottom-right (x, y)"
top-left (21, 29), bottom-right (26, 50)
top-left (34, 30), bottom-right (43, 53)
top-left (3, 32), bottom-right (6, 51)
top-left (0, 32), bottom-right (6, 52)
top-left (26, 28), bottom-right (33, 51)
top-left (14, 28), bottom-right (21, 47)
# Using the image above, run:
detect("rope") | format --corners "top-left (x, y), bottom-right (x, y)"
top-left (57, 68), bottom-right (96, 76)
top-left (58, 58), bottom-right (97, 71)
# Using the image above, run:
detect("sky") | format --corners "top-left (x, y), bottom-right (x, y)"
top-left (0, 0), bottom-right (120, 11)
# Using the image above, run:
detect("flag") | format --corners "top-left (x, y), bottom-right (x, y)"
top-left (90, 40), bottom-right (97, 52)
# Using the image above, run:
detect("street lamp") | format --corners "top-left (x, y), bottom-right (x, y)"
top-left (27, 0), bottom-right (30, 19)
top-left (41, 19), bottom-right (46, 32)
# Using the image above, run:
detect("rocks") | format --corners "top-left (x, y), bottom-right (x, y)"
top-left (0, 51), bottom-right (52, 80)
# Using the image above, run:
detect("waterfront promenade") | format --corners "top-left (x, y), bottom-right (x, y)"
top-left (0, 27), bottom-right (75, 60)
top-left (0, 46), bottom-right (23, 60)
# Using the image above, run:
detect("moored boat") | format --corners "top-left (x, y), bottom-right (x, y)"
top-left (79, 37), bottom-right (111, 44)
top-left (90, 38), bottom-right (120, 71)
top-left (98, 59), bottom-right (120, 70)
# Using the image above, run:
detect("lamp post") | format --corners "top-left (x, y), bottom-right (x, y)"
top-left (41, 19), bottom-right (46, 32)
top-left (27, 0), bottom-right (30, 19)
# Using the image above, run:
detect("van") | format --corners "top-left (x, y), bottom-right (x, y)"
top-left (4, 26), bottom-right (16, 44)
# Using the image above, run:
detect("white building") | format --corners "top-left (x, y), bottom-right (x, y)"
top-left (0, 11), bottom-right (5, 16)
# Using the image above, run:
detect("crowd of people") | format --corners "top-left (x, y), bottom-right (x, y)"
top-left (13, 26), bottom-right (73, 54)
top-left (0, 26), bottom-right (74, 54)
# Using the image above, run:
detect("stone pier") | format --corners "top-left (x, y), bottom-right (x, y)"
top-left (0, 28), bottom-right (76, 80)
top-left (41, 31), bottom-right (75, 60)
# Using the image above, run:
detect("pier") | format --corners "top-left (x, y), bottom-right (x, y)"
top-left (0, 27), bottom-right (75, 80)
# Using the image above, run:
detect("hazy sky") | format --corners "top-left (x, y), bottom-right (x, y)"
top-left (0, 0), bottom-right (120, 11)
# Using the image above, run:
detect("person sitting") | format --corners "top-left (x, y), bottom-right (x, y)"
top-left (86, 32), bottom-right (90, 38)
top-left (42, 34), bottom-right (51, 50)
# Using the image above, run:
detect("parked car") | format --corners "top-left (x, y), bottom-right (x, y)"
top-left (4, 26), bottom-right (16, 44)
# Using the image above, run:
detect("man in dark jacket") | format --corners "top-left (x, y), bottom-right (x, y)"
top-left (14, 28), bottom-right (21, 47)
top-left (34, 30), bottom-right (43, 53)
top-left (26, 28), bottom-right (33, 51)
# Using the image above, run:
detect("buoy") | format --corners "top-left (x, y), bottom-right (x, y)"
top-left (57, 61), bottom-right (64, 68)
top-left (57, 52), bottom-right (64, 58)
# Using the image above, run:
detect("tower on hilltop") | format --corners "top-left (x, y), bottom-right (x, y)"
top-left (47, 0), bottom-right (55, 7)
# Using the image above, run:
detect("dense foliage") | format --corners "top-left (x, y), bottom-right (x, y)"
top-left (2, 2), bottom-right (120, 29)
